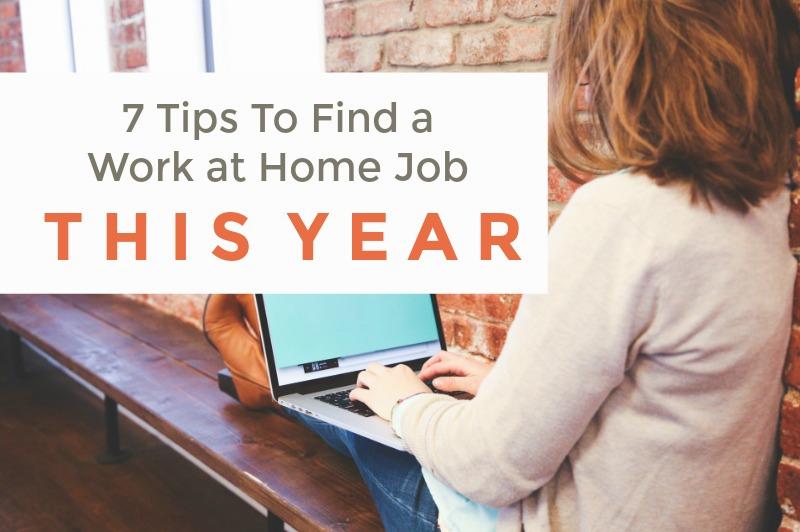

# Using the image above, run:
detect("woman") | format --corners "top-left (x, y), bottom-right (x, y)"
top-left (210, 0), bottom-right (800, 530)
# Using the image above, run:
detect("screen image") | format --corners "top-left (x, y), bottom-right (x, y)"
top-left (262, 294), bottom-right (441, 385)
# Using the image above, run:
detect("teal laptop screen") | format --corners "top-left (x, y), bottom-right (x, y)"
top-left (263, 294), bottom-right (442, 385)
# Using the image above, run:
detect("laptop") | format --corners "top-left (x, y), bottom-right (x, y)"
top-left (254, 294), bottom-right (446, 451)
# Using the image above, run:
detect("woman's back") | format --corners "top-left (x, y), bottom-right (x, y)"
top-left (531, 171), bottom-right (795, 531)
top-left (539, 1), bottom-right (800, 525)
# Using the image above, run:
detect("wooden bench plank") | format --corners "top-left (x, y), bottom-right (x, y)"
top-left (58, 295), bottom-right (223, 380)
top-left (0, 295), bottom-right (382, 532)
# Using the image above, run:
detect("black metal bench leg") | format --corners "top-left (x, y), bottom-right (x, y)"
top-left (96, 395), bottom-right (131, 464)
top-left (266, 512), bottom-right (284, 532)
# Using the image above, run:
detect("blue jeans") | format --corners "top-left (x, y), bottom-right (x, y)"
top-left (285, 409), bottom-right (439, 532)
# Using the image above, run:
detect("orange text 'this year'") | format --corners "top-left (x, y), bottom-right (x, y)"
top-left (42, 212), bottom-right (522, 262)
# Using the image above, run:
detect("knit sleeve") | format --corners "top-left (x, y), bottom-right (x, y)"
top-left (399, 186), bottom-right (660, 507)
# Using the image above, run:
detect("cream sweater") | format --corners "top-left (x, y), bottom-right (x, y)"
top-left (400, 171), bottom-right (795, 531)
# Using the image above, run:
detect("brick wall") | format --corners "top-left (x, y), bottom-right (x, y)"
top-left (324, 0), bottom-right (555, 72)
top-left (0, 0), bottom-right (24, 72)
top-left (107, 0), bottom-right (147, 71)
top-left (777, 70), bottom-right (800, 531)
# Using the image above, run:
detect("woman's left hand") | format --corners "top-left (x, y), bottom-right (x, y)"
top-left (349, 364), bottom-right (432, 420)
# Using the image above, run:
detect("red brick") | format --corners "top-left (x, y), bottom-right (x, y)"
top-left (488, 294), bottom-right (521, 322)
top-left (439, 310), bottom-right (511, 359)
top-left (356, 0), bottom-right (417, 36)
top-left (794, 266), bottom-right (800, 324)
top-left (325, 4), bottom-right (354, 38)
top-left (0, 19), bottom-right (21, 40)
top-left (779, 515), bottom-right (800, 532)
top-left (0, 57), bottom-right (23, 72)
top-left (326, 39), bottom-right (383, 72)
top-left (437, 294), bottom-right (474, 314)
top-left (441, 313), bottom-right (476, 351)
top-left (124, 46), bottom-right (147, 69)
top-left (548, 165), bottom-right (581, 203)
top-left (783, 390), bottom-right (800, 459)
top-left (0, 2), bottom-right (18, 19)
top-left (437, 294), bottom-right (519, 323)
top-left (387, 32), bottom-right (455, 67)
top-left (453, 318), bottom-right (478, 351)
top-left (121, 20), bottom-right (146, 44)
top-left (438, 295), bottom-right (475, 320)
top-left (459, 22), bottom-right (551, 65)
top-left (790, 191), bottom-right (800, 248)
top-left (422, 0), bottom-right (496, 27)
top-left (482, 322), bottom-right (509, 358)
top-left (778, 460), bottom-right (800, 519)
top-left (785, 326), bottom-right (800, 387)
top-left (498, 0), bottom-right (557, 18)
top-left (8, 18), bottom-right (20, 39)
top-left (120, 0), bottom-right (144, 19)
top-left (0, 40), bottom-right (15, 58)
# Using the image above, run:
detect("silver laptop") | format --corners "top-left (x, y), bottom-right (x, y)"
top-left (254, 294), bottom-right (446, 451)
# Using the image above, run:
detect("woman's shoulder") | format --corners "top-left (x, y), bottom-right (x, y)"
top-left (573, 169), bottom-right (789, 220)
top-left (561, 171), bottom-right (696, 239)
top-left (569, 170), bottom-right (686, 211)
top-left (565, 169), bottom-right (791, 258)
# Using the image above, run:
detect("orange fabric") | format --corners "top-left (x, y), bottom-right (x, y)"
top-left (203, 294), bottom-right (275, 409)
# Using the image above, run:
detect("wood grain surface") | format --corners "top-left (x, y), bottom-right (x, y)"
top-left (0, 295), bottom-right (382, 532)
top-left (0, 350), bottom-right (267, 532)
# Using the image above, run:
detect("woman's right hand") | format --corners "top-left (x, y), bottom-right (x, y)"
top-left (417, 350), bottom-right (494, 396)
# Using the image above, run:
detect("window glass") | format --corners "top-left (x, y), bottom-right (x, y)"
top-left (208, 1), bottom-right (324, 73)
top-left (19, 0), bottom-right (73, 72)
top-left (144, 0), bottom-right (206, 73)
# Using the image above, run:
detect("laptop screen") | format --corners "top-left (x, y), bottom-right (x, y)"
top-left (262, 294), bottom-right (442, 386)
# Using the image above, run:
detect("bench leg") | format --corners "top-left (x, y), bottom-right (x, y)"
top-left (266, 512), bottom-right (285, 532)
top-left (96, 396), bottom-right (132, 465)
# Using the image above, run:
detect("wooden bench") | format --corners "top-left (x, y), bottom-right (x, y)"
top-left (0, 294), bottom-right (381, 531)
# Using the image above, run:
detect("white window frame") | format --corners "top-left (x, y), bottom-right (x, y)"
top-left (207, 0), bottom-right (325, 73)
top-left (144, 0), bottom-right (207, 73)
top-left (18, 0), bottom-right (74, 72)
top-left (69, 0), bottom-right (112, 72)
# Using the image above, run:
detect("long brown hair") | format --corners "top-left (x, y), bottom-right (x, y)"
top-left (549, 0), bottom-right (800, 213)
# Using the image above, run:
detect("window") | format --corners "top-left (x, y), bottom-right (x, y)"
top-left (19, 1), bottom-right (325, 74)
top-left (69, 0), bottom-right (112, 72)
top-left (143, 0), bottom-right (206, 73)
top-left (207, 1), bottom-right (324, 73)
top-left (18, 0), bottom-right (74, 72)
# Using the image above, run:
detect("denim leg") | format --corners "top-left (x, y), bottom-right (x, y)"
top-left (284, 408), bottom-right (352, 457)
top-left (285, 409), bottom-right (439, 532)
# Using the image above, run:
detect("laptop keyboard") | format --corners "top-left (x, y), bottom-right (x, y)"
top-left (315, 383), bottom-right (467, 418)
top-left (315, 390), bottom-right (375, 417)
